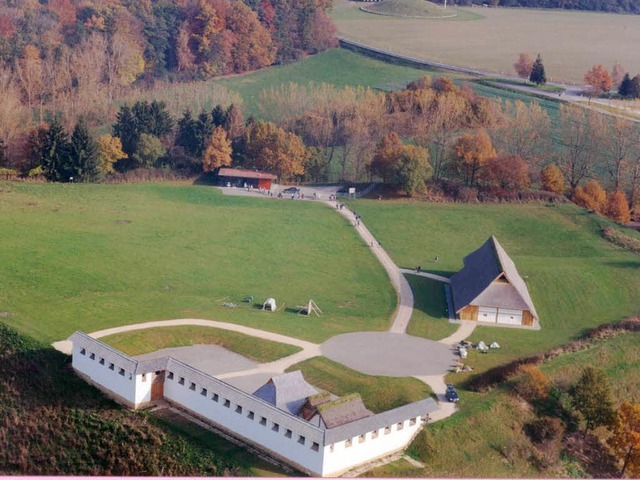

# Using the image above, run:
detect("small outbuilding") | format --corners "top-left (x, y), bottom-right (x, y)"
top-left (450, 236), bottom-right (539, 327)
top-left (218, 167), bottom-right (278, 190)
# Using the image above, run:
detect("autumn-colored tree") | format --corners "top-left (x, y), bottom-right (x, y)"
top-left (480, 155), bottom-right (529, 190)
top-left (573, 180), bottom-right (607, 213)
top-left (611, 63), bottom-right (626, 88)
top-left (584, 64), bottom-right (613, 95)
top-left (513, 365), bottom-right (549, 403)
top-left (606, 190), bottom-right (631, 224)
top-left (303, 9), bottom-right (337, 54)
top-left (395, 144), bottom-right (432, 196)
top-left (570, 367), bottom-right (616, 436)
top-left (176, 21), bottom-right (195, 72)
top-left (241, 121), bottom-right (308, 180)
top-left (370, 132), bottom-right (405, 183)
top-left (105, 30), bottom-right (145, 100)
top-left (202, 127), bottom-right (232, 172)
top-left (225, 1), bottom-right (276, 73)
top-left (48, 0), bottom-right (77, 27)
top-left (0, 69), bottom-right (29, 166)
top-left (514, 52), bottom-right (534, 79)
top-left (432, 77), bottom-right (457, 94)
top-left (608, 402), bottom-right (640, 478)
top-left (407, 75), bottom-right (431, 91)
top-left (451, 129), bottom-right (496, 186)
top-left (540, 164), bottom-right (565, 194)
top-left (224, 103), bottom-right (245, 141)
top-left (97, 135), bottom-right (127, 175)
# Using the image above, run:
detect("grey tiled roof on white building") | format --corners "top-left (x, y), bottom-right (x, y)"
top-left (324, 398), bottom-right (438, 444)
top-left (450, 236), bottom-right (538, 319)
top-left (253, 370), bottom-right (318, 415)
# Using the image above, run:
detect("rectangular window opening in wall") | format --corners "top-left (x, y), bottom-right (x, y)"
top-left (235, 405), bottom-right (243, 414)
top-left (409, 417), bottom-right (417, 426)
top-left (212, 393), bottom-right (219, 402)
top-left (311, 442), bottom-right (320, 452)
top-left (397, 422), bottom-right (404, 431)
top-left (259, 417), bottom-right (267, 426)
top-left (89, 353), bottom-right (95, 360)
top-left (285, 429), bottom-right (292, 438)
top-left (179, 377), bottom-right (185, 385)
top-left (224, 399), bottom-right (231, 408)
top-left (128, 373), bottom-right (132, 380)
top-left (167, 371), bottom-right (174, 380)
top-left (99, 358), bottom-right (105, 365)
top-left (358, 434), bottom-right (366, 444)
top-left (80, 348), bottom-right (86, 355)
top-left (200, 388), bottom-right (207, 396)
top-left (384, 426), bottom-right (391, 435)
top-left (119, 368), bottom-right (125, 376)
top-left (109, 363), bottom-right (114, 371)
top-left (345, 438), bottom-right (352, 448)
top-left (272, 423), bottom-right (279, 432)
top-left (189, 382), bottom-right (196, 391)
top-left (142, 373), bottom-right (147, 382)
top-left (371, 430), bottom-right (379, 439)
top-left (248, 411), bottom-right (255, 420)
top-left (298, 435), bottom-right (305, 445)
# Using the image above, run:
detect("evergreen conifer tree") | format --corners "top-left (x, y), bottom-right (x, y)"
top-left (529, 54), bottom-right (547, 85)
top-left (70, 118), bottom-right (100, 182)
top-left (36, 117), bottom-right (72, 182)
top-left (618, 73), bottom-right (633, 97)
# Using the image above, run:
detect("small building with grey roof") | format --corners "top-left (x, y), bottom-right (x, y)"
top-left (450, 236), bottom-right (539, 328)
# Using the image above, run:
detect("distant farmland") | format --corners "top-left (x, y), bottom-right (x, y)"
top-left (333, 0), bottom-right (640, 84)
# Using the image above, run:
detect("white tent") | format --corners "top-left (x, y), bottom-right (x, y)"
top-left (263, 298), bottom-right (276, 311)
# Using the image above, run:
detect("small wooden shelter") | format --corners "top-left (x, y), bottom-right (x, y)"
top-left (297, 299), bottom-right (322, 316)
top-left (218, 167), bottom-right (277, 190)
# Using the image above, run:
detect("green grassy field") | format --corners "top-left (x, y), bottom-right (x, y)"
top-left (349, 200), bottom-right (640, 371)
top-left (101, 326), bottom-right (301, 362)
top-left (0, 182), bottom-right (394, 344)
top-left (286, 356), bottom-right (433, 413)
top-left (405, 274), bottom-right (457, 341)
top-left (333, 0), bottom-right (640, 84)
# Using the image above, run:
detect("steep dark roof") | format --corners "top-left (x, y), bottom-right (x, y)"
top-left (450, 236), bottom-right (538, 319)
top-left (253, 371), bottom-right (318, 415)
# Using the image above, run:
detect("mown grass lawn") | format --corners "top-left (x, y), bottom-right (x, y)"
top-left (286, 356), bottom-right (432, 413)
top-left (0, 182), bottom-right (394, 344)
top-left (349, 200), bottom-right (640, 372)
top-left (101, 325), bottom-right (301, 363)
top-left (405, 274), bottom-right (457, 341)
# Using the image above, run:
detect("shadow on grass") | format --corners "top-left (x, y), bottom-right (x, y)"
top-left (604, 260), bottom-right (640, 269)
top-left (405, 275), bottom-right (448, 320)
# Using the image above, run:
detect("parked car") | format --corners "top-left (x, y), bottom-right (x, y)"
top-left (282, 187), bottom-right (300, 195)
top-left (445, 383), bottom-right (459, 403)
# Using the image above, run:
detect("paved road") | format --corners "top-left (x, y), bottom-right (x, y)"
top-left (321, 332), bottom-right (456, 376)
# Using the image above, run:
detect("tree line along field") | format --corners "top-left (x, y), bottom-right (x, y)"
top-left (332, 0), bottom-right (640, 84)
top-left (0, 182), bottom-right (394, 344)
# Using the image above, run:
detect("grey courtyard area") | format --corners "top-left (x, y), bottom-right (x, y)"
top-left (320, 332), bottom-right (456, 377)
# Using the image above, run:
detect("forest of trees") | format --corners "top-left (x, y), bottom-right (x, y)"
top-left (450, 0), bottom-right (640, 14)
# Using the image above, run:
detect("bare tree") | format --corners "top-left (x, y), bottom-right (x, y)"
top-left (556, 104), bottom-right (604, 196)
top-left (490, 100), bottom-right (551, 168)
top-left (428, 92), bottom-right (469, 180)
top-left (601, 116), bottom-right (640, 190)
